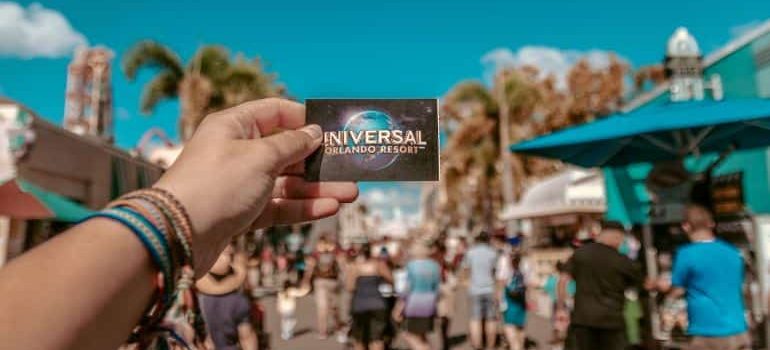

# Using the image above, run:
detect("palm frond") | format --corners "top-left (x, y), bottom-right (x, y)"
top-left (188, 45), bottom-right (231, 82)
top-left (139, 70), bottom-right (179, 115)
top-left (442, 81), bottom-right (498, 120)
top-left (496, 69), bottom-right (541, 123)
top-left (217, 57), bottom-right (281, 107)
top-left (122, 40), bottom-right (183, 81)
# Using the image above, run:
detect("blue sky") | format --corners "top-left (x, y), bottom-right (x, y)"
top-left (1, 0), bottom-right (770, 220)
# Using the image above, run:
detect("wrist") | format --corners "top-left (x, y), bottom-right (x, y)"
top-left (153, 178), bottom-right (217, 276)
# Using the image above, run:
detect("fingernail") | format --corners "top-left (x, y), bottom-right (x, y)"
top-left (301, 124), bottom-right (322, 140)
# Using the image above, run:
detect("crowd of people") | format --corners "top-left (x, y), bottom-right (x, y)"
top-left (552, 204), bottom-right (750, 350)
top-left (190, 202), bottom-right (752, 350)
top-left (228, 229), bottom-right (531, 350)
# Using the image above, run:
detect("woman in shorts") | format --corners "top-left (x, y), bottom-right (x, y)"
top-left (393, 242), bottom-right (441, 350)
top-left (502, 255), bottom-right (527, 350)
top-left (346, 243), bottom-right (393, 350)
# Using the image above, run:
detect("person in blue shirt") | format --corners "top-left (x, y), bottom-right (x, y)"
top-left (392, 243), bottom-right (441, 350)
top-left (667, 204), bottom-right (750, 350)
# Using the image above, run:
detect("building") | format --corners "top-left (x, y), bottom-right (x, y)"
top-left (63, 47), bottom-right (115, 142)
top-left (599, 23), bottom-right (770, 346)
top-left (0, 48), bottom-right (164, 266)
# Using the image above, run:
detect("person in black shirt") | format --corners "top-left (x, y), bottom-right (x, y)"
top-left (558, 221), bottom-right (642, 350)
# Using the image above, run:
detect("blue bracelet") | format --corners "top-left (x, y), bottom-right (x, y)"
top-left (114, 207), bottom-right (172, 261)
top-left (111, 207), bottom-right (176, 297)
top-left (86, 209), bottom-right (175, 302)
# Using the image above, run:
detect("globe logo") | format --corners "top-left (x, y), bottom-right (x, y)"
top-left (342, 110), bottom-right (400, 171)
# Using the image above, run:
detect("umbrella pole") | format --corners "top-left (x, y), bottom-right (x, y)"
top-left (642, 223), bottom-right (663, 341)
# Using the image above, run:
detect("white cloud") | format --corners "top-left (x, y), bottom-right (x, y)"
top-left (730, 20), bottom-right (765, 39)
top-left (0, 2), bottom-right (88, 58)
top-left (365, 188), bottom-right (390, 205)
top-left (360, 184), bottom-right (422, 220)
top-left (358, 184), bottom-right (425, 238)
top-left (481, 46), bottom-right (624, 90)
top-left (363, 187), bottom-right (419, 207)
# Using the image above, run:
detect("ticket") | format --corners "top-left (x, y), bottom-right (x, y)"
top-left (304, 99), bottom-right (439, 182)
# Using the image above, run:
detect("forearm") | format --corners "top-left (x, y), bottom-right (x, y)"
top-left (556, 274), bottom-right (570, 306)
top-left (301, 261), bottom-right (315, 287)
top-left (667, 287), bottom-right (685, 300)
top-left (496, 280), bottom-right (505, 301)
top-left (0, 218), bottom-right (155, 350)
top-left (379, 263), bottom-right (393, 284)
top-left (346, 270), bottom-right (356, 292)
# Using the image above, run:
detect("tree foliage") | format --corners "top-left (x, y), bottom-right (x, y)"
top-left (438, 54), bottom-right (628, 230)
top-left (123, 41), bottom-right (284, 140)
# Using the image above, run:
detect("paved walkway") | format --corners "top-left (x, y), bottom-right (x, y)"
top-left (259, 289), bottom-right (552, 350)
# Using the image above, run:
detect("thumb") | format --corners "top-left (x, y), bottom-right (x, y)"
top-left (257, 124), bottom-right (323, 172)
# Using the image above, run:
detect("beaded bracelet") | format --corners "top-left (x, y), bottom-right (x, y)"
top-left (89, 208), bottom-right (169, 270)
top-left (98, 208), bottom-right (174, 299)
top-left (148, 187), bottom-right (194, 243)
top-left (86, 187), bottom-right (196, 344)
top-left (108, 198), bottom-right (184, 283)
top-left (121, 189), bottom-right (194, 269)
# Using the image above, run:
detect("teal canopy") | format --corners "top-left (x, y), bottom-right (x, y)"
top-left (18, 180), bottom-right (94, 223)
top-left (511, 99), bottom-right (770, 168)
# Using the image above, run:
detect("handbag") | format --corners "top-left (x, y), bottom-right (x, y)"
top-left (506, 273), bottom-right (526, 304)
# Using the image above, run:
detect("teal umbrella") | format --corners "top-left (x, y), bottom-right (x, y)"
top-left (17, 180), bottom-right (94, 222)
top-left (511, 99), bottom-right (770, 167)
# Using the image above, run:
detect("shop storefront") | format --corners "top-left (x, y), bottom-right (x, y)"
top-left (511, 23), bottom-right (770, 349)
top-left (0, 99), bottom-right (163, 266)
top-left (501, 168), bottom-right (605, 316)
top-left (605, 24), bottom-right (770, 348)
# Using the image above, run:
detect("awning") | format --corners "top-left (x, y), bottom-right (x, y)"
top-left (0, 180), bottom-right (52, 219)
top-left (500, 168), bottom-right (606, 221)
top-left (510, 99), bottom-right (770, 168)
top-left (0, 179), bottom-right (93, 222)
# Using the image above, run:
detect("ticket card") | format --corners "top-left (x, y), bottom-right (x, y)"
top-left (304, 99), bottom-right (439, 182)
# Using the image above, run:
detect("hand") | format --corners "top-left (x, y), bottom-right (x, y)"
top-left (392, 308), bottom-right (403, 323)
top-left (391, 311), bottom-right (404, 322)
top-left (643, 277), bottom-right (657, 291)
top-left (154, 98), bottom-right (358, 276)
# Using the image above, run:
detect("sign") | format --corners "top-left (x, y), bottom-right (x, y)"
top-left (305, 99), bottom-right (439, 182)
top-left (710, 172), bottom-right (745, 217)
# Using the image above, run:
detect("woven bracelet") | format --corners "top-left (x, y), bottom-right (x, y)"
top-left (108, 198), bottom-right (184, 283)
top-left (148, 188), bottom-right (194, 258)
top-left (123, 190), bottom-right (194, 269)
top-left (99, 208), bottom-right (175, 299)
top-left (82, 208), bottom-right (174, 340)
top-left (87, 209), bottom-right (167, 269)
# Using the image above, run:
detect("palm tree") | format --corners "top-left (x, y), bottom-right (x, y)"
top-left (439, 57), bottom-right (628, 232)
top-left (123, 41), bottom-right (283, 140)
top-left (440, 71), bottom-right (541, 231)
top-left (495, 69), bottom-right (541, 226)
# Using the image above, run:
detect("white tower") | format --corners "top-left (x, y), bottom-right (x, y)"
top-left (63, 46), bottom-right (114, 142)
top-left (665, 27), bottom-right (705, 101)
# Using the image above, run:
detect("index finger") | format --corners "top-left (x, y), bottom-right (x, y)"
top-left (206, 98), bottom-right (306, 140)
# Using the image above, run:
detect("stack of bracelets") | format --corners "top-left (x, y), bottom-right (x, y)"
top-left (86, 187), bottom-right (196, 344)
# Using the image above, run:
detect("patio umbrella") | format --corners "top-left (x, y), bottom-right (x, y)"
top-left (0, 179), bottom-right (52, 219)
top-left (510, 98), bottom-right (770, 167)
top-left (0, 179), bottom-right (93, 222)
